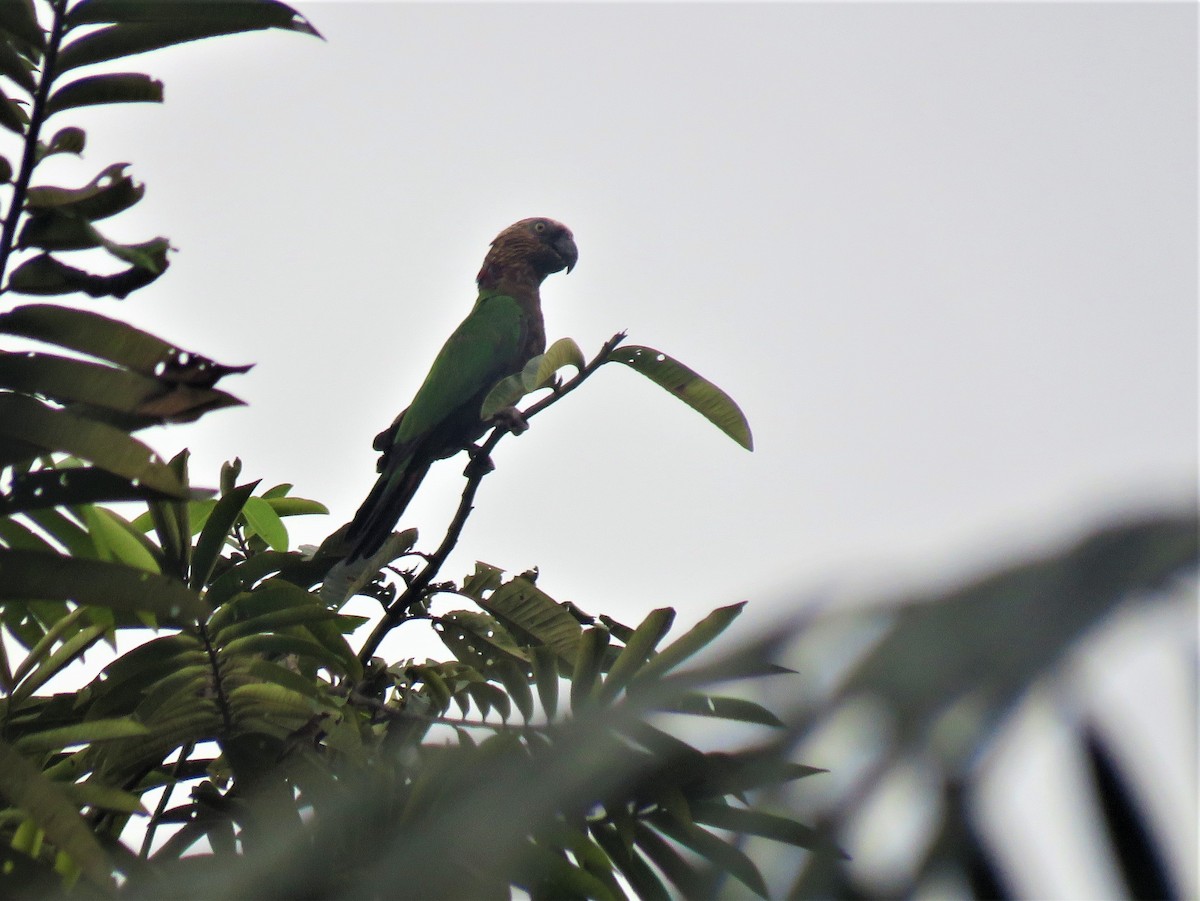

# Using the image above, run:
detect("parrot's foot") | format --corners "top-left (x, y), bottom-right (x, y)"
top-left (491, 405), bottom-right (530, 435)
top-left (464, 446), bottom-right (496, 479)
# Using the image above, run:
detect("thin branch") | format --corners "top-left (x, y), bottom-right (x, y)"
top-left (356, 332), bottom-right (626, 664)
top-left (0, 0), bottom-right (66, 290)
top-left (140, 741), bottom-right (196, 859)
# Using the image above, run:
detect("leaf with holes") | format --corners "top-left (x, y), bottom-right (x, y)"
top-left (606, 345), bottom-right (753, 450)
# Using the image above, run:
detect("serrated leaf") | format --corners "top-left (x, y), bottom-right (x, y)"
top-left (607, 345), bottom-right (753, 450)
top-left (227, 681), bottom-right (319, 722)
top-left (0, 550), bottom-right (206, 622)
top-left (0, 740), bottom-right (114, 892)
top-left (220, 633), bottom-right (348, 675)
top-left (478, 577), bottom-right (583, 665)
top-left (46, 72), bottom-right (163, 116)
top-left (241, 496), bottom-right (288, 552)
top-left (435, 610), bottom-right (530, 676)
top-left (212, 603), bottom-right (335, 645)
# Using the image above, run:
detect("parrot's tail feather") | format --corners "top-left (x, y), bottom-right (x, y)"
top-left (345, 459), bottom-right (430, 562)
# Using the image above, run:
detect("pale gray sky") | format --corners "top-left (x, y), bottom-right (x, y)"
top-left (36, 2), bottom-right (1196, 892)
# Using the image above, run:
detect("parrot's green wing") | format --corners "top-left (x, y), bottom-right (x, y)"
top-left (390, 293), bottom-right (527, 455)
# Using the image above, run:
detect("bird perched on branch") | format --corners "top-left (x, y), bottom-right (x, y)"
top-left (343, 217), bottom-right (578, 562)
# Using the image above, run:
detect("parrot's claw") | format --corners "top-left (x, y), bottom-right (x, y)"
top-left (491, 405), bottom-right (530, 435)
top-left (465, 446), bottom-right (496, 478)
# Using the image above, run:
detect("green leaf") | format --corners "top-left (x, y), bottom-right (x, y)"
top-left (478, 577), bottom-right (583, 665)
top-left (591, 825), bottom-right (671, 901)
top-left (598, 607), bottom-right (675, 703)
top-left (647, 811), bottom-right (769, 898)
top-left (60, 782), bottom-right (146, 815)
top-left (13, 716), bottom-right (149, 753)
top-left (606, 345), bottom-right (753, 451)
top-left (212, 603), bottom-right (335, 645)
top-left (241, 496), bottom-right (288, 552)
top-left (663, 693), bottom-right (784, 728)
top-left (0, 550), bottom-right (207, 622)
top-left (227, 681), bottom-right (319, 722)
top-left (220, 633), bottom-right (349, 676)
top-left (532, 645), bottom-right (559, 721)
top-left (570, 626), bottom-right (609, 710)
top-left (10, 623), bottom-right (107, 704)
top-left (0, 394), bottom-right (190, 494)
top-left (81, 504), bottom-right (161, 572)
top-left (264, 496), bottom-right (328, 518)
top-left (690, 801), bottom-right (822, 849)
top-left (45, 72), bottom-right (163, 117)
top-left (189, 480), bottom-right (258, 590)
top-left (0, 740), bottom-right (114, 892)
top-left (435, 610), bottom-right (530, 676)
top-left (480, 337), bottom-right (586, 419)
top-left (631, 602), bottom-right (746, 688)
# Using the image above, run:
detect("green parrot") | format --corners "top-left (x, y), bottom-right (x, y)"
top-left (343, 217), bottom-right (578, 562)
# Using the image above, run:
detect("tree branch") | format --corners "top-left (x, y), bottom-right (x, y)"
top-left (356, 331), bottom-right (626, 664)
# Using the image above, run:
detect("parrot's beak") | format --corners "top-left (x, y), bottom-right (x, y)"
top-left (554, 232), bottom-right (578, 273)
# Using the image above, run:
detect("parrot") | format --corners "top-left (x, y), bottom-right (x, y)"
top-left (342, 217), bottom-right (578, 562)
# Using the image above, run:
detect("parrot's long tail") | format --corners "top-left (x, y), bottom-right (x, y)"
top-left (344, 458), bottom-right (431, 562)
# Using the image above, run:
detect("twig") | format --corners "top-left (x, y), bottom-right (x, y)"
top-left (356, 332), bottom-right (626, 664)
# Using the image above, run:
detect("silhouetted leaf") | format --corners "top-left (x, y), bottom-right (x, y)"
top-left (25, 163), bottom-right (143, 220)
top-left (479, 577), bottom-right (583, 665)
top-left (60, 0), bottom-right (321, 71)
top-left (46, 72), bottom-right (163, 116)
top-left (0, 549), bottom-right (206, 622)
top-left (0, 394), bottom-right (190, 493)
top-left (7, 251), bottom-right (166, 298)
top-left (0, 84), bottom-right (28, 134)
top-left (189, 481), bottom-right (259, 590)
top-left (607, 345), bottom-right (754, 451)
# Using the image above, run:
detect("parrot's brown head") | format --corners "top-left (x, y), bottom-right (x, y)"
top-left (477, 217), bottom-right (577, 289)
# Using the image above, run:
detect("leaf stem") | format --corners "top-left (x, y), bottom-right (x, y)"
top-left (0, 0), bottom-right (67, 291)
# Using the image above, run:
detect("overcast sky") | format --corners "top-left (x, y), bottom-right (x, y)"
top-left (32, 2), bottom-right (1195, 891)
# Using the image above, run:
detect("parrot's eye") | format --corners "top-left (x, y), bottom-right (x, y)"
top-left (532, 221), bottom-right (547, 234)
